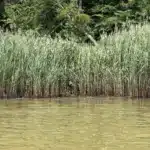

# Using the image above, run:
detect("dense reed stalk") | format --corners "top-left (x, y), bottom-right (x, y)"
top-left (0, 24), bottom-right (150, 98)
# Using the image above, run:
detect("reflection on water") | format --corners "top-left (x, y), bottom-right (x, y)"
top-left (0, 97), bottom-right (150, 150)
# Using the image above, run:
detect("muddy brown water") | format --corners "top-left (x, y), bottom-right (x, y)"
top-left (0, 97), bottom-right (150, 150)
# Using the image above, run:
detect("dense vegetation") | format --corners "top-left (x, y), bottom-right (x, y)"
top-left (0, 24), bottom-right (149, 98)
top-left (1, 0), bottom-right (150, 40)
top-left (0, 0), bottom-right (149, 98)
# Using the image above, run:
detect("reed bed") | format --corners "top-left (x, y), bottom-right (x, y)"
top-left (0, 24), bottom-right (150, 98)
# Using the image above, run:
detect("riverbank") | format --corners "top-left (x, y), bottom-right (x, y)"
top-left (0, 23), bottom-right (150, 98)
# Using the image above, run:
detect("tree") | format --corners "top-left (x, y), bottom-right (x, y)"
top-left (4, 0), bottom-right (150, 40)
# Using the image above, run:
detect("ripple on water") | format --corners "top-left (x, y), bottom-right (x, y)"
top-left (0, 98), bottom-right (150, 150)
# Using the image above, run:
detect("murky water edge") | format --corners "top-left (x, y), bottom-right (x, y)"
top-left (0, 97), bottom-right (150, 150)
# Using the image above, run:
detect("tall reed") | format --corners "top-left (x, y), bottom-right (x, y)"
top-left (0, 24), bottom-right (149, 98)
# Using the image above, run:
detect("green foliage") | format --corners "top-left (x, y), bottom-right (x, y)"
top-left (0, 23), bottom-right (149, 97)
top-left (0, 0), bottom-right (5, 27)
top-left (75, 13), bottom-right (91, 25)
top-left (3, 0), bottom-right (150, 40)
top-left (39, 0), bottom-right (91, 38)
top-left (5, 0), bottom-right (43, 30)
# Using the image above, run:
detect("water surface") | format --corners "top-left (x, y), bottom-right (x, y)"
top-left (0, 97), bottom-right (150, 150)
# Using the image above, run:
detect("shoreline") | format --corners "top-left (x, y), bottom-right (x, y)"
top-left (1, 95), bottom-right (150, 101)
